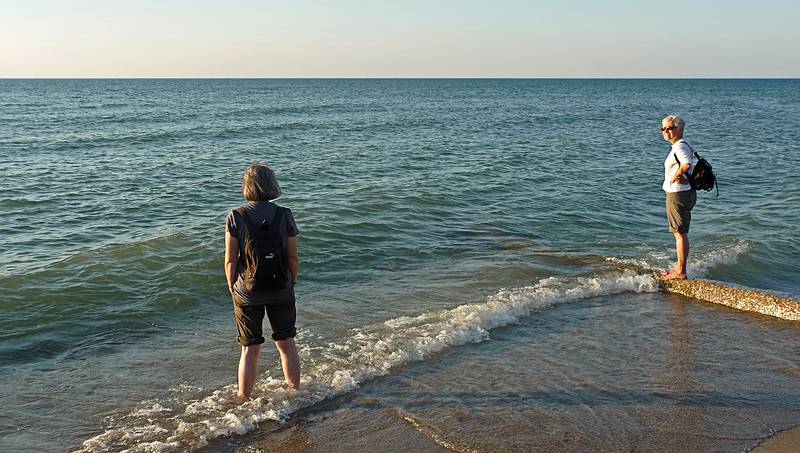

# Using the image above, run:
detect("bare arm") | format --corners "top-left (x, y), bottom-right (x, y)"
top-left (225, 230), bottom-right (239, 295)
top-left (671, 163), bottom-right (691, 184)
top-left (287, 236), bottom-right (299, 285)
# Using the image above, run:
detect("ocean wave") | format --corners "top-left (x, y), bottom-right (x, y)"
top-left (0, 230), bottom-right (219, 359)
top-left (3, 118), bottom-right (319, 150)
top-left (609, 241), bottom-right (799, 321)
top-left (606, 240), bottom-right (751, 277)
top-left (223, 103), bottom-right (349, 116)
top-left (75, 270), bottom-right (659, 452)
top-left (690, 241), bottom-right (750, 274)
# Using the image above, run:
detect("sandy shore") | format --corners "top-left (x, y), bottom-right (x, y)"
top-left (752, 425), bottom-right (800, 452)
top-left (201, 400), bottom-right (453, 453)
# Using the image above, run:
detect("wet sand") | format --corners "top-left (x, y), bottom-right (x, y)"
top-left (199, 291), bottom-right (800, 453)
top-left (202, 403), bottom-right (452, 452)
top-left (753, 425), bottom-right (800, 453)
top-left (205, 394), bottom-right (798, 453)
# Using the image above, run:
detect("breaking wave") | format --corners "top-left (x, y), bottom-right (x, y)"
top-left (77, 241), bottom-right (779, 452)
top-left (76, 270), bottom-right (658, 452)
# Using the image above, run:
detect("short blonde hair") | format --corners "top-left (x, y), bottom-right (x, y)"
top-left (242, 163), bottom-right (281, 201)
top-left (663, 115), bottom-right (685, 132)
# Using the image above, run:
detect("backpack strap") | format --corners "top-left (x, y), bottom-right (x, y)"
top-left (236, 205), bottom-right (283, 235)
top-left (235, 206), bottom-right (260, 236)
top-left (263, 206), bottom-right (284, 236)
top-left (673, 140), bottom-right (697, 165)
top-left (683, 141), bottom-right (701, 160)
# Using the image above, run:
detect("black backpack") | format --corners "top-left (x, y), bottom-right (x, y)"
top-left (674, 142), bottom-right (719, 197)
top-left (235, 206), bottom-right (290, 291)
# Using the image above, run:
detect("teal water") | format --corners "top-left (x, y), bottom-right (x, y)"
top-left (1, 79), bottom-right (799, 452)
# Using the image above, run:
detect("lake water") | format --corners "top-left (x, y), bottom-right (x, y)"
top-left (1, 79), bottom-right (798, 452)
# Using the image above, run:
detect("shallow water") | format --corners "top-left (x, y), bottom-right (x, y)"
top-left (0, 79), bottom-right (798, 452)
top-left (208, 292), bottom-right (800, 452)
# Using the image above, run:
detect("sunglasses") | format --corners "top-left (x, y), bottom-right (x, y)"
top-left (661, 125), bottom-right (677, 132)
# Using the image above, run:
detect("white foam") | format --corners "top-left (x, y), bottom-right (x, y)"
top-left (607, 240), bottom-right (751, 278)
top-left (689, 240), bottom-right (750, 274)
top-left (120, 440), bottom-right (180, 453)
top-left (604, 256), bottom-right (653, 269)
top-left (75, 270), bottom-right (659, 452)
top-left (129, 403), bottom-right (171, 418)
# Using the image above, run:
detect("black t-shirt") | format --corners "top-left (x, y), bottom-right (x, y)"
top-left (226, 201), bottom-right (299, 304)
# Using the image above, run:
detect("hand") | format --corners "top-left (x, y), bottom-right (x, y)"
top-left (672, 174), bottom-right (688, 184)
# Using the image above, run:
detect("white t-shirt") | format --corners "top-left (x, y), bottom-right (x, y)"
top-left (663, 139), bottom-right (696, 193)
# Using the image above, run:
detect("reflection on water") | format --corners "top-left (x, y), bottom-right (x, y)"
top-left (667, 297), bottom-right (690, 396)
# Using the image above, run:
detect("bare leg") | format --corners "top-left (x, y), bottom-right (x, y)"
top-left (237, 344), bottom-right (261, 400)
top-left (664, 232), bottom-right (689, 280)
top-left (275, 338), bottom-right (300, 390)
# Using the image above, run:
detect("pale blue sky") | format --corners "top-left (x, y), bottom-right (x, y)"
top-left (1, 0), bottom-right (798, 77)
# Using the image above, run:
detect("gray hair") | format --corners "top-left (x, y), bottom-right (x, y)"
top-left (663, 115), bottom-right (685, 132)
top-left (242, 163), bottom-right (282, 201)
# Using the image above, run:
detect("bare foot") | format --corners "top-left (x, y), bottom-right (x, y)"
top-left (235, 393), bottom-right (251, 404)
top-left (662, 271), bottom-right (687, 281)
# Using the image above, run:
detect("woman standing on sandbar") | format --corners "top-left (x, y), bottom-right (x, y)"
top-left (224, 163), bottom-right (300, 400)
top-left (661, 115), bottom-right (697, 281)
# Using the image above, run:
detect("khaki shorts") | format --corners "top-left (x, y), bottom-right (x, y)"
top-left (666, 190), bottom-right (697, 233)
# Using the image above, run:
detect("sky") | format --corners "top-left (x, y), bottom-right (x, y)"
top-left (1, 0), bottom-right (798, 78)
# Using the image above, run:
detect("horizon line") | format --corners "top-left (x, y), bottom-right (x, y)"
top-left (2, 76), bottom-right (799, 80)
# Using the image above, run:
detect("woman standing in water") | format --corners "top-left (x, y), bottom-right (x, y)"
top-left (225, 163), bottom-right (300, 400)
top-left (661, 115), bottom-right (697, 281)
